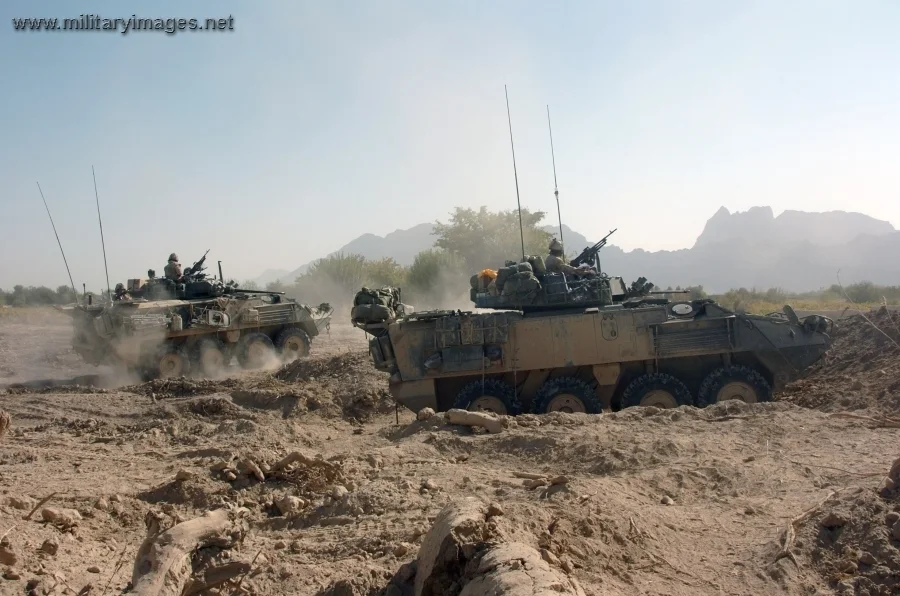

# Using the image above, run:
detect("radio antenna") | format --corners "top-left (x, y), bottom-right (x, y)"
top-left (504, 85), bottom-right (526, 261)
top-left (546, 105), bottom-right (564, 249)
top-left (37, 182), bottom-right (78, 304)
top-left (92, 166), bottom-right (112, 302)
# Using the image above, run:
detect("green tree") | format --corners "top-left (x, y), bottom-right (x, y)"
top-left (297, 253), bottom-right (369, 296)
top-left (404, 248), bottom-right (470, 306)
top-left (432, 206), bottom-right (552, 271)
top-left (843, 281), bottom-right (880, 303)
top-left (407, 249), bottom-right (468, 289)
top-left (365, 257), bottom-right (408, 288)
top-left (685, 285), bottom-right (707, 300)
top-left (56, 285), bottom-right (77, 304)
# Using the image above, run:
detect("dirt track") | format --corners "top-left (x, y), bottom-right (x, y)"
top-left (1, 308), bottom-right (898, 595)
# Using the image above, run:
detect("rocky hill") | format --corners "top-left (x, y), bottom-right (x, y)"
top-left (255, 208), bottom-right (898, 292)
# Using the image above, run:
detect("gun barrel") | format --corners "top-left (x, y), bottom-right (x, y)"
top-left (231, 288), bottom-right (286, 295)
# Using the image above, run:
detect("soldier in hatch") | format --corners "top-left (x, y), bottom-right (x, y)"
top-left (545, 238), bottom-right (595, 277)
top-left (113, 283), bottom-right (131, 301)
top-left (164, 253), bottom-right (182, 281)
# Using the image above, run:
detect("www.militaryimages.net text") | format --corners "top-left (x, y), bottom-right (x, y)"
top-left (11, 15), bottom-right (234, 34)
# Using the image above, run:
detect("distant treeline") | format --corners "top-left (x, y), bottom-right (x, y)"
top-left (0, 285), bottom-right (82, 307)
top-left (5, 207), bottom-right (898, 313)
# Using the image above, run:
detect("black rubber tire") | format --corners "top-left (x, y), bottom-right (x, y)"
top-left (697, 365), bottom-right (772, 407)
top-left (276, 327), bottom-right (311, 359)
top-left (453, 379), bottom-right (522, 416)
top-left (236, 332), bottom-right (276, 368)
top-left (194, 338), bottom-right (228, 376)
top-left (621, 373), bottom-right (693, 409)
top-left (155, 344), bottom-right (191, 379)
top-left (532, 377), bottom-right (603, 414)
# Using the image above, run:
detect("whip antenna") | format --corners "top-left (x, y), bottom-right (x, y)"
top-left (37, 182), bottom-right (78, 304)
top-left (504, 85), bottom-right (526, 261)
top-left (546, 105), bottom-right (564, 249)
top-left (92, 166), bottom-right (112, 302)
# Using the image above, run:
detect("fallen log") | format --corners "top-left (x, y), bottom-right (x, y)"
top-left (126, 507), bottom-right (249, 596)
top-left (412, 498), bottom-right (584, 596)
top-left (460, 542), bottom-right (586, 596)
top-left (181, 561), bottom-right (252, 595)
top-left (446, 409), bottom-right (504, 434)
top-left (415, 497), bottom-right (490, 596)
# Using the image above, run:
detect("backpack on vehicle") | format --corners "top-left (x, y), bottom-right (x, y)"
top-left (351, 286), bottom-right (400, 324)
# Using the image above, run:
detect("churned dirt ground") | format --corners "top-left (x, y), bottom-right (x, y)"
top-left (0, 307), bottom-right (898, 596)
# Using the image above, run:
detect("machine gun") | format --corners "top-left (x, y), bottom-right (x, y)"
top-left (569, 228), bottom-right (617, 269)
top-left (185, 249), bottom-right (210, 279)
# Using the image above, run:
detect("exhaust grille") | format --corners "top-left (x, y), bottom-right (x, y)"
top-left (257, 304), bottom-right (296, 326)
top-left (654, 324), bottom-right (732, 357)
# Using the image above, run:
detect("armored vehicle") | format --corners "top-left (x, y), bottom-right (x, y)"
top-left (351, 244), bottom-right (833, 415)
top-left (63, 251), bottom-right (333, 379)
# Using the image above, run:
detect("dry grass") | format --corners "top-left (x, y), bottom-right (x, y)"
top-left (738, 299), bottom-right (883, 315)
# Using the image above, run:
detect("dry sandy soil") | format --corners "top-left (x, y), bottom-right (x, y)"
top-left (0, 307), bottom-right (898, 596)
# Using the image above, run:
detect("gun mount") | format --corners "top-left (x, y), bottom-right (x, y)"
top-left (62, 251), bottom-right (333, 380)
top-left (569, 228), bottom-right (616, 270)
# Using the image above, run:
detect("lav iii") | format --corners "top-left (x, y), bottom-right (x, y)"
top-left (352, 233), bottom-right (833, 416)
top-left (65, 251), bottom-right (333, 379)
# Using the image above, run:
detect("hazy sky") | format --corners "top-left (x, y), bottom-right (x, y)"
top-left (2, 0), bottom-right (898, 291)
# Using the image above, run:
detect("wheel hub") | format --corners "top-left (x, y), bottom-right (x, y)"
top-left (469, 396), bottom-right (507, 415)
top-left (546, 393), bottom-right (586, 414)
top-left (282, 337), bottom-right (307, 360)
top-left (716, 381), bottom-right (757, 403)
top-left (200, 348), bottom-right (224, 371)
top-left (640, 389), bottom-right (678, 409)
top-left (247, 342), bottom-right (271, 367)
top-left (159, 354), bottom-right (184, 378)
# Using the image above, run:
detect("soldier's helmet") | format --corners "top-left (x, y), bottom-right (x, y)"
top-left (549, 238), bottom-right (563, 253)
top-left (115, 283), bottom-right (125, 292)
top-left (168, 253), bottom-right (178, 262)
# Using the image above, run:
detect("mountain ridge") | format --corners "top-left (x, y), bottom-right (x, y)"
top-left (255, 208), bottom-right (897, 292)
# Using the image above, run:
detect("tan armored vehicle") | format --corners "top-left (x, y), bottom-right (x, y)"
top-left (63, 251), bottom-right (333, 379)
top-left (351, 257), bottom-right (833, 415)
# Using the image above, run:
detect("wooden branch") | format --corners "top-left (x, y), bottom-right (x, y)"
top-left (0, 409), bottom-right (9, 441)
top-left (126, 507), bottom-right (248, 596)
top-left (773, 491), bottom-right (839, 567)
top-left (23, 492), bottom-right (57, 521)
top-left (446, 409), bottom-right (503, 433)
top-left (181, 561), bottom-right (251, 595)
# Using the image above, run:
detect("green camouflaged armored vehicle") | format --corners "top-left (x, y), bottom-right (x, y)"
top-left (350, 244), bottom-right (833, 415)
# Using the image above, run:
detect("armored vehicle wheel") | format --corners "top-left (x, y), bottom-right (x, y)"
top-left (195, 339), bottom-right (227, 376)
top-left (697, 365), bottom-right (771, 407)
top-left (622, 373), bottom-right (692, 409)
top-left (453, 379), bottom-right (521, 416)
top-left (156, 345), bottom-right (190, 379)
top-left (532, 377), bottom-right (602, 414)
top-left (276, 327), bottom-right (310, 361)
top-left (237, 333), bottom-right (276, 369)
